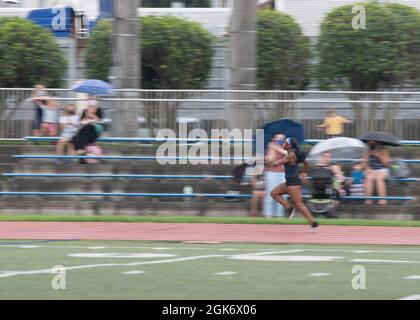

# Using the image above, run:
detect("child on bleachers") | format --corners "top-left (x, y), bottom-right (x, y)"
top-left (348, 162), bottom-right (365, 197)
top-left (57, 104), bottom-right (80, 160)
top-left (331, 165), bottom-right (347, 196)
top-left (39, 99), bottom-right (59, 137)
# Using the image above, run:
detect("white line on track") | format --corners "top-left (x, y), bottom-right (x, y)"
top-left (405, 275), bottom-right (420, 280)
top-left (0, 255), bottom-right (226, 279)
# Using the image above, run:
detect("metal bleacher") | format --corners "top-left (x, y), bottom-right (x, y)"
top-left (0, 136), bottom-right (418, 216)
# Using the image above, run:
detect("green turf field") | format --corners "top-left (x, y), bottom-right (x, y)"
top-left (1, 240), bottom-right (420, 300)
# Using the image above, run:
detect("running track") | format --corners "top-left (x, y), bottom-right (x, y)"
top-left (1, 222), bottom-right (420, 245)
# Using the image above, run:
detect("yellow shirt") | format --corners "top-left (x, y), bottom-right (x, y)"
top-left (322, 116), bottom-right (348, 135)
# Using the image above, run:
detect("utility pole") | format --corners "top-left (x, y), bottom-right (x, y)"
top-left (112, 0), bottom-right (140, 89)
top-left (230, 0), bottom-right (257, 131)
top-left (112, 0), bottom-right (141, 137)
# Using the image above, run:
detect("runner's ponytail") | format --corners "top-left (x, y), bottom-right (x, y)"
top-left (287, 138), bottom-right (307, 163)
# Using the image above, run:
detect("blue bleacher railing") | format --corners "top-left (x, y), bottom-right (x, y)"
top-left (2, 173), bottom-right (418, 183)
top-left (12, 155), bottom-right (420, 164)
top-left (23, 136), bottom-right (420, 146)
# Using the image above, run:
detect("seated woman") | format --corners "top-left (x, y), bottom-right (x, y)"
top-left (72, 99), bottom-right (104, 163)
top-left (363, 141), bottom-right (390, 205)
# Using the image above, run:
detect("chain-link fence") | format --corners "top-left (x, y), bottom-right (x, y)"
top-left (1, 89), bottom-right (419, 140)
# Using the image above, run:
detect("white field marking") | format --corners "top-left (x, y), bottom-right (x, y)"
top-left (122, 271), bottom-right (146, 275)
top-left (0, 255), bottom-right (226, 279)
top-left (3, 244), bottom-right (420, 254)
top-left (309, 273), bottom-right (331, 277)
top-left (237, 250), bottom-right (304, 256)
top-left (405, 275), bottom-right (420, 280)
top-left (399, 295), bottom-right (420, 300)
top-left (152, 248), bottom-right (170, 251)
top-left (352, 259), bottom-right (420, 264)
top-left (88, 247), bottom-right (106, 250)
top-left (214, 272), bottom-right (237, 276)
top-left (220, 249), bottom-right (238, 251)
top-left (68, 253), bottom-right (176, 259)
top-left (230, 255), bottom-right (343, 262)
top-left (19, 246), bottom-right (40, 249)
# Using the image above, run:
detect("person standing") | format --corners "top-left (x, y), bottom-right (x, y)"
top-left (264, 134), bottom-right (287, 218)
top-left (271, 138), bottom-right (319, 231)
top-left (39, 99), bottom-right (59, 137)
top-left (31, 84), bottom-right (47, 136)
top-left (317, 109), bottom-right (352, 139)
top-left (250, 173), bottom-right (265, 217)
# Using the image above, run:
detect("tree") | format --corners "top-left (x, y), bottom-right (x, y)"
top-left (257, 9), bottom-right (311, 90)
top-left (142, 0), bottom-right (210, 8)
top-left (0, 18), bottom-right (67, 88)
top-left (141, 16), bottom-right (214, 89)
top-left (317, 1), bottom-right (420, 91)
top-left (85, 17), bottom-right (214, 89)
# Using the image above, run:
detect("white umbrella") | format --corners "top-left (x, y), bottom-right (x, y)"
top-left (308, 137), bottom-right (367, 162)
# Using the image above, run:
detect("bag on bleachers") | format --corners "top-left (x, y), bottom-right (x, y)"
top-left (85, 144), bottom-right (103, 164)
top-left (233, 163), bottom-right (248, 184)
top-left (390, 158), bottom-right (411, 179)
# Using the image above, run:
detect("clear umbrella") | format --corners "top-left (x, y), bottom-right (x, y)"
top-left (307, 137), bottom-right (367, 162)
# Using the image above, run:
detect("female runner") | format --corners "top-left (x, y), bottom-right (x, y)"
top-left (270, 138), bottom-right (319, 231)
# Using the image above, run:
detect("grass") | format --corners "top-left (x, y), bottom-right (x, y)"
top-left (1, 215), bottom-right (420, 227)
top-left (1, 241), bottom-right (420, 299)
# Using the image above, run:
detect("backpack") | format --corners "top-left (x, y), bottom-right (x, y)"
top-left (233, 163), bottom-right (249, 184)
top-left (390, 158), bottom-right (411, 179)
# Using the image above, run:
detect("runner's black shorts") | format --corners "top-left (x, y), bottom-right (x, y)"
top-left (286, 176), bottom-right (302, 187)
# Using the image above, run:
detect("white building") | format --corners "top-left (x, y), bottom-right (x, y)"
top-left (3, 0), bottom-right (99, 19)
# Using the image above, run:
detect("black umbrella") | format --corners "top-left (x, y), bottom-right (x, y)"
top-left (358, 132), bottom-right (401, 147)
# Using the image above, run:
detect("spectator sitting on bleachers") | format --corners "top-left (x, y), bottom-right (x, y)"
top-left (72, 98), bottom-right (104, 164)
top-left (363, 141), bottom-right (391, 205)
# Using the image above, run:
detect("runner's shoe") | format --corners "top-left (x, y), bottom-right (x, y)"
top-left (286, 207), bottom-right (296, 219)
top-left (310, 222), bottom-right (320, 232)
